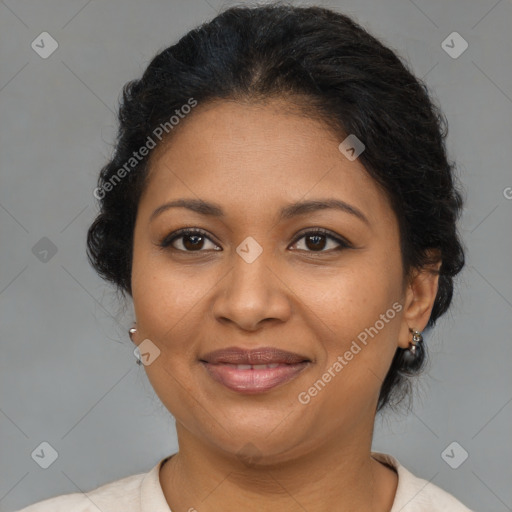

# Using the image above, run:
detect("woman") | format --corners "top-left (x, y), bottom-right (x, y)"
top-left (18, 3), bottom-right (473, 511)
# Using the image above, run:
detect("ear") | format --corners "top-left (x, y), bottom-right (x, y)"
top-left (398, 250), bottom-right (442, 349)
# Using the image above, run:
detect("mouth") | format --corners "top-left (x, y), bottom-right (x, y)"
top-left (199, 346), bottom-right (311, 394)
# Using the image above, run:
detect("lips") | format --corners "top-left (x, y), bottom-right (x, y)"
top-left (200, 347), bottom-right (311, 394)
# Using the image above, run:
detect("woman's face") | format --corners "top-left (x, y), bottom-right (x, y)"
top-left (131, 99), bottom-right (435, 463)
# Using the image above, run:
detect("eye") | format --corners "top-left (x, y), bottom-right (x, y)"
top-left (159, 228), bottom-right (221, 252)
top-left (159, 227), bottom-right (351, 253)
top-left (290, 228), bottom-right (351, 253)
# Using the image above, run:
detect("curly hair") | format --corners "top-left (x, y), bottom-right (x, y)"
top-left (86, 2), bottom-right (466, 412)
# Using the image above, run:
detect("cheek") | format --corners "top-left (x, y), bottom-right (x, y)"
top-left (131, 249), bottom-right (211, 338)
top-left (292, 255), bottom-right (401, 336)
top-left (292, 258), bottom-right (402, 400)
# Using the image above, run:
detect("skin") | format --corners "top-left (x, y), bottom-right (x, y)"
top-left (129, 98), bottom-right (441, 512)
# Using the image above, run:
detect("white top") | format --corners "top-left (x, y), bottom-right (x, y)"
top-left (16, 452), bottom-right (474, 511)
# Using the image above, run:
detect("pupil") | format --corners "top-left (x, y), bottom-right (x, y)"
top-left (184, 234), bottom-right (203, 250)
top-left (307, 234), bottom-right (325, 251)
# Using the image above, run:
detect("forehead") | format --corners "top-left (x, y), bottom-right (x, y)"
top-left (139, 99), bottom-right (394, 227)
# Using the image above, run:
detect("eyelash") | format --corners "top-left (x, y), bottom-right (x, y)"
top-left (158, 227), bottom-right (352, 254)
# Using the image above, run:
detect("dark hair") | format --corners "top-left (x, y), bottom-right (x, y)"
top-left (86, 2), bottom-right (465, 412)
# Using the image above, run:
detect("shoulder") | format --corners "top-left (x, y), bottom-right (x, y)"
top-left (15, 470), bottom-right (146, 512)
top-left (371, 452), bottom-right (475, 512)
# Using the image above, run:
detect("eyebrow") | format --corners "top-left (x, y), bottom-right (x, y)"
top-left (149, 198), bottom-right (370, 226)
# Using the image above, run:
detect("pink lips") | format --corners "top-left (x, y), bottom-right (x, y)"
top-left (200, 347), bottom-right (311, 394)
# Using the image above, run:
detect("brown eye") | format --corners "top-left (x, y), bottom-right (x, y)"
top-left (290, 229), bottom-right (351, 253)
top-left (160, 229), bottom-right (221, 252)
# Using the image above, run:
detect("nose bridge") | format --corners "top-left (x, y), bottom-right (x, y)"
top-left (229, 241), bottom-right (275, 305)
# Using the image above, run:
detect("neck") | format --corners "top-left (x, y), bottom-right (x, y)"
top-left (159, 423), bottom-right (398, 512)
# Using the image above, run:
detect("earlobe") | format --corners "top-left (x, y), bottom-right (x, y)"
top-left (398, 255), bottom-right (442, 349)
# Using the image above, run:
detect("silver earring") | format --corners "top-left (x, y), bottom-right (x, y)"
top-left (129, 324), bottom-right (143, 365)
top-left (408, 327), bottom-right (423, 355)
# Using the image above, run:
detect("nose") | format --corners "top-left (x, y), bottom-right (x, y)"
top-left (212, 249), bottom-right (292, 331)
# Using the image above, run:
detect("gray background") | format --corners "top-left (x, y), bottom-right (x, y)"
top-left (1, 0), bottom-right (511, 511)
